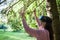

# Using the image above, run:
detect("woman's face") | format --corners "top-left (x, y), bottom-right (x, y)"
top-left (40, 21), bottom-right (46, 27)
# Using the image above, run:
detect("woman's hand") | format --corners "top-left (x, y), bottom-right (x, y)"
top-left (20, 7), bottom-right (25, 17)
top-left (33, 9), bottom-right (41, 27)
top-left (33, 9), bottom-right (36, 12)
top-left (33, 9), bottom-right (36, 16)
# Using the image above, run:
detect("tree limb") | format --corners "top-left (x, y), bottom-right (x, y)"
top-left (0, 0), bottom-right (6, 4)
top-left (4, 0), bottom-right (20, 14)
top-left (37, 0), bottom-right (45, 7)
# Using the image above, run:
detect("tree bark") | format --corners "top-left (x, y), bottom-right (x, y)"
top-left (46, 0), bottom-right (60, 40)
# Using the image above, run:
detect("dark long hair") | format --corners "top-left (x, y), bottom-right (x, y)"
top-left (39, 16), bottom-right (54, 40)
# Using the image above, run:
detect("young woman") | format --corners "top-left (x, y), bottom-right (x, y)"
top-left (20, 9), bottom-right (53, 40)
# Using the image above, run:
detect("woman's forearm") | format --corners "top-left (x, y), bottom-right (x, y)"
top-left (22, 17), bottom-right (38, 37)
top-left (34, 12), bottom-right (41, 27)
top-left (22, 17), bottom-right (30, 32)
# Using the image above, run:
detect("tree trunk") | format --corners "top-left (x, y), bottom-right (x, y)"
top-left (46, 0), bottom-right (60, 40)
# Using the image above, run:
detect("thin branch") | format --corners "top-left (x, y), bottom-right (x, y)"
top-left (38, 0), bottom-right (45, 8)
top-left (26, 0), bottom-right (45, 10)
top-left (5, 0), bottom-right (20, 14)
top-left (37, 0), bottom-right (45, 7)
top-left (0, 0), bottom-right (6, 4)
top-left (5, 0), bottom-right (45, 14)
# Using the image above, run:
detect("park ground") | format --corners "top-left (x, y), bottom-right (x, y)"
top-left (0, 31), bottom-right (36, 40)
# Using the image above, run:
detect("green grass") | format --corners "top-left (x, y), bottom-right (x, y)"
top-left (0, 31), bottom-right (36, 40)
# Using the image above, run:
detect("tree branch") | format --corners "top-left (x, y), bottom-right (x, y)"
top-left (0, 0), bottom-right (6, 4)
top-left (3, 0), bottom-right (20, 14)
top-left (37, 0), bottom-right (45, 7)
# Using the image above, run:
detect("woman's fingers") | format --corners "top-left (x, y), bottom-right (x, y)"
top-left (33, 9), bottom-right (36, 16)
top-left (33, 9), bottom-right (36, 12)
top-left (20, 7), bottom-right (25, 16)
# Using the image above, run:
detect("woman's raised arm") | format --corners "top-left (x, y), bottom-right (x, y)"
top-left (20, 8), bottom-right (39, 37)
top-left (33, 9), bottom-right (41, 27)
